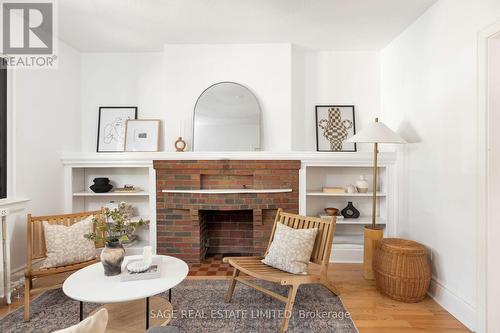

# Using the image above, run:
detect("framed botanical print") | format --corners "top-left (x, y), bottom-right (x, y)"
top-left (124, 119), bottom-right (160, 152)
top-left (97, 106), bottom-right (137, 152)
top-left (315, 105), bottom-right (356, 152)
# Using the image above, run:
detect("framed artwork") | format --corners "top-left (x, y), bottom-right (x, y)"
top-left (97, 107), bottom-right (137, 152)
top-left (315, 105), bottom-right (356, 152)
top-left (124, 119), bottom-right (160, 152)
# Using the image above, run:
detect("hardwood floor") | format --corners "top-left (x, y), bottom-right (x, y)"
top-left (0, 264), bottom-right (472, 333)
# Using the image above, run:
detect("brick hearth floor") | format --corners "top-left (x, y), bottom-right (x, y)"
top-left (188, 254), bottom-right (234, 276)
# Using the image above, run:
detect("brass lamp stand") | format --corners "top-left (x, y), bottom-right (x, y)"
top-left (363, 139), bottom-right (383, 279)
top-left (346, 117), bottom-right (406, 280)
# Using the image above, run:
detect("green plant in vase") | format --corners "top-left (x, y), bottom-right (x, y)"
top-left (85, 202), bottom-right (149, 276)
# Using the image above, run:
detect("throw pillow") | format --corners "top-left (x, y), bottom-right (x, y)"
top-left (262, 223), bottom-right (318, 274)
top-left (52, 308), bottom-right (108, 333)
top-left (41, 215), bottom-right (97, 268)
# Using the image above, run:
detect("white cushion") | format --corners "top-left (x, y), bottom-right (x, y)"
top-left (262, 223), bottom-right (318, 274)
top-left (41, 215), bottom-right (96, 268)
top-left (52, 308), bottom-right (108, 333)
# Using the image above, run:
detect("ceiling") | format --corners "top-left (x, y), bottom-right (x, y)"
top-left (58, 0), bottom-right (437, 52)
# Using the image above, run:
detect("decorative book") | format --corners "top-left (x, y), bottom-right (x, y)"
top-left (322, 187), bottom-right (345, 193)
top-left (120, 259), bottom-right (161, 282)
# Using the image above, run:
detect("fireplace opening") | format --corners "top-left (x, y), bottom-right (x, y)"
top-left (199, 209), bottom-right (254, 258)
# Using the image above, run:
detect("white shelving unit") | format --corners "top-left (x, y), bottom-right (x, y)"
top-left (62, 159), bottom-right (156, 255)
top-left (62, 151), bottom-right (397, 262)
top-left (300, 157), bottom-right (397, 263)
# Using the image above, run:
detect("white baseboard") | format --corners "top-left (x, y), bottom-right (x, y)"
top-left (427, 277), bottom-right (476, 331)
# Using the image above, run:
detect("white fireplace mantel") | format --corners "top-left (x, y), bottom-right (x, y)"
top-left (61, 151), bottom-right (397, 166)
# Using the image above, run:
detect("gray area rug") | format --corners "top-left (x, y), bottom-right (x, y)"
top-left (0, 280), bottom-right (357, 333)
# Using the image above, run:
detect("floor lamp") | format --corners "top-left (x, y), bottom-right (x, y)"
top-left (346, 118), bottom-right (406, 279)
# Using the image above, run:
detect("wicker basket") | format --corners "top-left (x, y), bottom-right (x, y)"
top-left (373, 238), bottom-right (431, 302)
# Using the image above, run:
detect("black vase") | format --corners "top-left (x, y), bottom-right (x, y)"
top-left (341, 201), bottom-right (360, 218)
top-left (89, 177), bottom-right (113, 193)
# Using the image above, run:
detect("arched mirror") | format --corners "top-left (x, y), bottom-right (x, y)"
top-left (193, 82), bottom-right (261, 151)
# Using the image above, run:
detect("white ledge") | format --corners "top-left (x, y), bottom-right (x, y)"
top-left (162, 189), bottom-right (292, 194)
top-left (0, 198), bottom-right (30, 214)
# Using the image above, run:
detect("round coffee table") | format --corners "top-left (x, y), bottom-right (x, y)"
top-left (63, 255), bottom-right (188, 330)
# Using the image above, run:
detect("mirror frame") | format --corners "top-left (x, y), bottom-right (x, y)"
top-left (192, 81), bottom-right (262, 151)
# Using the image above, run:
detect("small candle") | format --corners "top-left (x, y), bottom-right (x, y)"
top-left (143, 246), bottom-right (152, 266)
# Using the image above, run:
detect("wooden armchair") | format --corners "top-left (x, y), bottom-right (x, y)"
top-left (24, 210), bottom-right (104, 320)
top-left (223, 209), bottom-right (338, 333)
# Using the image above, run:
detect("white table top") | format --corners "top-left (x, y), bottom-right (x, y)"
top-left (63, 255), bottom-right (189, 303)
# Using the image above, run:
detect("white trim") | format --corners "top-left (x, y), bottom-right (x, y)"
top-left (61, 151), bottom-right (397, 166)
top-left (476, 20), bottom-right (500, 333)
top-left (428, 277), bottom-right (476, 331)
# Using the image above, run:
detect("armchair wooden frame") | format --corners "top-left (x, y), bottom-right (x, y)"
top-left (24, 210), bottom-right (104, 321)
top-left (223, 209), bottom-right (338, 332)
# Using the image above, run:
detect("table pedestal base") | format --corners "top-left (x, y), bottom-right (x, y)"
top-left (89, 296), bottom-right (173, 332)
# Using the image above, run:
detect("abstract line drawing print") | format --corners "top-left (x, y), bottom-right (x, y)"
top-left (318, 108), bottom-right (353, 151)
top-left (103, 117), bottom-right (129, 144)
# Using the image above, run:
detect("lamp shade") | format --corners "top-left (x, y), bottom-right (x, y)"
top-left (346, 119), bottom-right (406, 144)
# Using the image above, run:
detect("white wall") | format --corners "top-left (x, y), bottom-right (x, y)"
top-left (292, 49), bottom-right (380, 151)
top-left (487, 34), bottom-right (500, 333)
top-left (81, 53), bottom-right (164, 152)
top-left (8, 41), bottom-right (82, 273)
top-left (163, 44), bottom-right (292, 151)
top-left (80, 45), bottom-right (381, 152)
top-left (380, 0), bottom-right (500, 330)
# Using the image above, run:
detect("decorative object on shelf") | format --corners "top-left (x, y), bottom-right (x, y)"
top-left (373, 238), bottom-right (431, 302)
top-left (175, 137), bottom-right (187, 152)
top-left (124, 119), bottom-right (160, 152)
top-left (341, 201), bottom-right (360, 218)
top-left (322, 186), bottom-right (345, 194)
top-left (324, 207), bottom-right (339, 216)
top-left (105, 200), bottom-right (118, 210)
top-left (346, 184), bottom-right (357, 194)
top-left (346, 117), bottom-right (407, 279)
top-left (114, 184), bottom-right (141, 193)
top-left (356, 175), bottom-right (369, 193)
top-left (315, 105), bottom-right (356, 152)
top-left (97, 106), bottom-right (137, 152)
top-left (84, 202), bottom-right (149, 276)
top-left (89, 177), bottom-right (113, 193)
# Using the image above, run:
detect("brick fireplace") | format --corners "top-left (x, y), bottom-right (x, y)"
top-left (154, 160), bottom-right (300, 263)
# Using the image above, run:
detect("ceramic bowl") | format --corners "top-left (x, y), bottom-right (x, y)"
top-left (126, 261), bottom-right (150, 273)
top-left (324, 207), bottom-right (339, 216)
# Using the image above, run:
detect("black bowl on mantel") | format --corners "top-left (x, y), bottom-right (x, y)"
top-left (89, 177), bottom-right (113, 193)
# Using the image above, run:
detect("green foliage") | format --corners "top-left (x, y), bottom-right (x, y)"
top-left (84, 201), bottom-right (149, 245)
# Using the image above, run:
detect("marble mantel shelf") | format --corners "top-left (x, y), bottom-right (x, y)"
top-left (161, 189), bottom-right (293, 194)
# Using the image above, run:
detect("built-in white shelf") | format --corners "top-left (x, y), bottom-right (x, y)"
top-left (301, 158), bottom-right (396, 263)
top-left (73, 191), bottom-right (149, 197)
top-left (306, 191), bottom-right (386, 197)
top-left (319, 216), bottom-right (387, 225)
top-left (162, 189), bottom-right (292, 194)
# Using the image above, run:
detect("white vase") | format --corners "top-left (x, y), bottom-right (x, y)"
top-left (356, 175), bottom-right (369, 193)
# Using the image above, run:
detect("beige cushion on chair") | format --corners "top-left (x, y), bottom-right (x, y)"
top-left (52, 308), bottom-right (108, 333)
top-left (41, 215), bottom-right (96, 268)
top-left (262, 222), bottom-right (318, 274)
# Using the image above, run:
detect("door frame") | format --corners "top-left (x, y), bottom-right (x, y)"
top-left (476, 21), bottom-right (500, 333)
